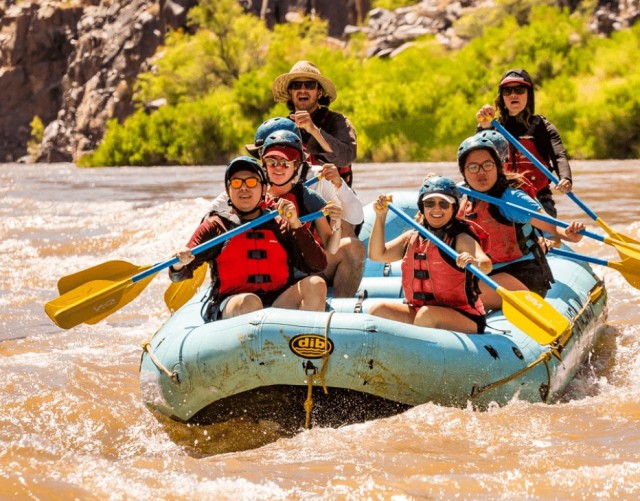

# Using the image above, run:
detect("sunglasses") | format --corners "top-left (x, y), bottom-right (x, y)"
top-left (289, 80), bottom-right (318, 91)
top-left (263, 157), bottom-right (297, 169)
top-left (423, 199), bottom-right (452, 210)
top-left (501, 85), bottom-right (528, 96)
top-left (229, 177), bottom-right (261, 189)
top-left (466, 160), bottom-right (496, 173)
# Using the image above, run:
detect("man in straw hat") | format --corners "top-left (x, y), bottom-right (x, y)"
top-left (272, 60), bottom-right (357, 187)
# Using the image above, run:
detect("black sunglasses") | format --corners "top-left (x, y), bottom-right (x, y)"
top-left (501, 85), bottom-right (528, 96)
top-left (289, 81), bottom-right (318, 91)
top-left (423, 199), bottom-right (452, 210)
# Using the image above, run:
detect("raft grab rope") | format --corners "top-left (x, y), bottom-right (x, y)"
top-left (303, 310), bottom-right (335, 429)
top-left (141, 342), bottom-right (180, 384)
top-left (470, 280), bottom-right (606, 401)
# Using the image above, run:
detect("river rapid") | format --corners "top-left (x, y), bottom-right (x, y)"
top-left (1, 161), bottom-right (639, 499)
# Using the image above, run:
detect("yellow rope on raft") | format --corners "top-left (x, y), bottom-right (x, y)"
top-left (470, 351), bottom-right (553, 401)
top-left (304, 310), bottom-right (335, 429)
top-left (141, 342), bottom-right (180, 383)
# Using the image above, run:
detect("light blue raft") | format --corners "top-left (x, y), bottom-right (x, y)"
top-left (140, 192), bottom-right (608, 427)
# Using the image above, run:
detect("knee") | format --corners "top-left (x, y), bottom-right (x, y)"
top-left (304, 275), bottom-right (327, 295)
top-left (343, 238), bottom-right (365, 264)
top-left (240, 294), bottom-right (263, 311)
top-left (414, 306), bottom-right (433, 326)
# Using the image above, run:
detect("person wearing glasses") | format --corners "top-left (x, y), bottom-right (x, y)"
top-left (475, 68), bottom-right (573, 217)
top-left (271, 60), bottom-right (357, 187)
top-left (244, 116), bottom-right (365, 236)
top-left (169, 156), bottom-right (328, 321)
top-left (367, 176), bottom-right (492, 333)
top-left (262, 130), bottom-right (366, 299)
top-left (457, 133), bottom-right (585, 310)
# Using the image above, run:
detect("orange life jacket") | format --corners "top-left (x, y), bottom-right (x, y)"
top-left (401, 230), bottom-right (484, 316)
top-left (216, 225), bottom-right (290, 297)
top-left (266, 184), bottom-right (323, 247)
top-left (506, 136), bottom-right (550, 196)
top-left (459, 198), bottom-right (536, 264)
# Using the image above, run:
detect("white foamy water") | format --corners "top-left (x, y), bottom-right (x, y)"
top-left (1, 161), bottom-right (639, 499)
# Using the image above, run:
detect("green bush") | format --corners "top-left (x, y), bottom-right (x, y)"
top-left (84, 2), bottom-right (640, 166)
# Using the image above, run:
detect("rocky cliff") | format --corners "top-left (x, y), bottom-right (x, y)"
top-left (0, 0), bottom-right (637, 163)
top-left (0, 0), bottom-right (197, 162)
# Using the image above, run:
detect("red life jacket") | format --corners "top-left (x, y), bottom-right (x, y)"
top-left (401, 230), bottom-right (485, 316)
top-left (266, 184), bottom-right (323, 246)
top-left (216, 225), bottom-right (290, 297)
top-left (506, 136), bottom-right (550, 196)
top-left (459, 197), bottom-right (534, 264)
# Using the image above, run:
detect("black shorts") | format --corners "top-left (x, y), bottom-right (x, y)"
top-left (453, 308), bottom-right (487, 334)
top-left (410, 304), bottom-right (486, 334)
top-left (491, 259), bottom-right (551, 297)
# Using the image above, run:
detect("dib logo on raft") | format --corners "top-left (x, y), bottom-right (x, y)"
top-left (289, 334), bottom-right (334, 359)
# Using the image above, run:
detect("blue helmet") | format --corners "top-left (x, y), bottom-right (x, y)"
top-left (417, 176), bottom-right (460, 212)
top-left (457, 133), bottom-right (503, 174)
top-left (261, 129), bottom-right (304, 161)
top-left (225, 155), bottom-right (267, 187)
top-left (477, 130), bottom-right (509, 163)
top-left (246, 117), bottom-right (301, 158)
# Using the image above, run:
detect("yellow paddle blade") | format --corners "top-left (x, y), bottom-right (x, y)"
top-left (605, 236), bottom-right (640, 262)
top-left (498, 287), bottom-right (570, 345)
top-left (57, 260), bottom-right (147, 295)
top-left (596, 218), bottom-right (640, 247)
top-left (608, 259), bottom-right (640, 289)
top-left (44, 268), bottom-right (154, 329)
top-left (164, 263), bottom-right (208, 312)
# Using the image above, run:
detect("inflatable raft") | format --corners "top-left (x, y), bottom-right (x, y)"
top-left (140, 193), bottom-right (608, 428)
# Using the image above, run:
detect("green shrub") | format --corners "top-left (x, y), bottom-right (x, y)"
top-left (86, 2), bottom-right (640, 166)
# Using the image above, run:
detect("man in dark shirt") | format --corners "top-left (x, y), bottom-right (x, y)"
top-left (272, 60), bottom-right (358, 186)
top-left (169, 156), bottom-right (328, 321)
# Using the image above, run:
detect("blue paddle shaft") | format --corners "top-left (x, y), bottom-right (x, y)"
top-left (490, 119), bottom-right (599, 221)
top-left (303, 175), bottom-right (321, 187)
top-left (132, 209), bottom-right (325, 283)
top-left (456, 185), bottom-right (606, 243)
top-left (549, 247), bottom-right (608, 266)
top-left (387, 203), bottom-right (500, 291)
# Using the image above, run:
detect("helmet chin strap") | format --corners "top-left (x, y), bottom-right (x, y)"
top-left (423, 209), bottom-right (458, 235)
top-left (227, 195), bottom-right (263, 217)
top-left (268, 169), bottom-right (299, 187)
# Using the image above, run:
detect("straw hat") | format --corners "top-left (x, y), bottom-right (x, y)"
top-left (272, 61), bottom-right (337, 103)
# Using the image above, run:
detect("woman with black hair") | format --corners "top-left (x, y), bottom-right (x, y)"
top-left (476, 68), bottom-right (573, 218)
top-left (368, 176), bottom-right (492, 334)
top-left (457, 133), bottom-right (585, 310)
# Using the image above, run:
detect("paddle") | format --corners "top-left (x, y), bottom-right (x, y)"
top-left (45, 210), bottom-right (281, 329)
top-left (549, 248), bottom-right (640, 290)
top-left (387, 203), bottom-right (570, 345)
top-left (457, 185), bottom-right (640, 261)
top-left (490, 119), bottom-right (640, 246)
top-left (162, 210), bottom-right (328, 312)
top-left (163, 262), bottom-right (209, 313)
top-left (57, 260), bottom-right (147, 295)
top-left (303, 175), bottom-right (321, 186)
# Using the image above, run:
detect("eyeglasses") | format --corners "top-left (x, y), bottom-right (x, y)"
top-left (263, 157), bottom-right (297, 169)
top-left (501, 85), bottom-right (528, 96)
top-left (229, 177), bottom-right (261, 189)
top-left (465, 160), bottom-right (496, 173)
top-left (289, 80), bottom-right (318, 91)
top-left (423, 199), bottom-right (452, 210)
